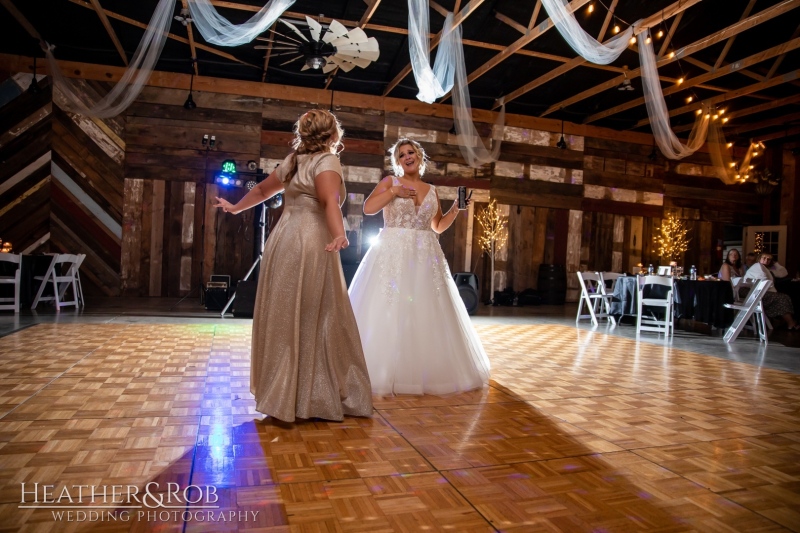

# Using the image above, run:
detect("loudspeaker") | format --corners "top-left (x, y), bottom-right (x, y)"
top-left (204, 287), bottom-right (228, 311)
top-left (453, 273), bottom-right (479, 315)
top-left (232, 280), bottom-right (258, 318)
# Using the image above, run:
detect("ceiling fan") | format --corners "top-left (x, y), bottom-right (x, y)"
top-left (255, 16), bottom-right (380, 73)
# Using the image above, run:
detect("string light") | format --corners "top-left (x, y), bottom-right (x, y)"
top-left (722, 117), bottom-right (728, 123)
top-left (677, 77), bottom-right (684, 85)
top-left (645, 36), bottom-right (651, 44)
top-left (729, 162), bottom-right (736, 167)
top-left (752, 152), bottom-right (759, 157)
top-left (705, 113), bottom-right (710, 119)
top-left (726, 142), bottom-right (733, 148)
top-left (712, 114), bottom-right (718, 120)
top-left (668, 51), bottom-right (675, 58)
top-left (657, 29), bottom-right (664, 38)
top-left (719, 109), bottom-right (725, 114)
top-left (749, 165), bottom-right (754, 169)
top-left (686, 96), bottom-right (693, 103)
top-left (696, 109), bottom-right (702, 115)
top-left (613, 24), bottom-right (621, 34)
top-left (630, 36), bottom-right (637, 44)
top-left (587, 3), bottom-right (594, 13)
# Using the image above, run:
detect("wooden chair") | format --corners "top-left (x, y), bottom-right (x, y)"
top-left (576, 271), bottom-right (616, 327)
top-left (0, 253), bottom-right (21, 313)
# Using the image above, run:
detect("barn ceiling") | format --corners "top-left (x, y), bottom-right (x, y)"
top-left (1, 0), bottom-right (799, 145)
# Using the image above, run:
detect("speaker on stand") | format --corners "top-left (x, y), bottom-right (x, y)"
top-left (453, 273), bottom-right (479, 315)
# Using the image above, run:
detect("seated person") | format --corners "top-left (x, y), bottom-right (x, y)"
top-left (744, 253), bottom-right (799, 330)
top-left (744, 252), bottom-right (757, 270)
top-left (766, 255), bottom-right (789, 279)
top-left (718, 249), bottom-right (744, 281)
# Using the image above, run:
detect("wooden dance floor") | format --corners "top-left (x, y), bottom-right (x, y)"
top-left (0, 323), bottom-right (798, 532)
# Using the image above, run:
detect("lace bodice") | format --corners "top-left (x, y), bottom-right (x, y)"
top-left (383, 176), bottom-right (437, 231)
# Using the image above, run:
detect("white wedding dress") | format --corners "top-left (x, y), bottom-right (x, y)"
top-left (348, 177), bottom-right (491, 395)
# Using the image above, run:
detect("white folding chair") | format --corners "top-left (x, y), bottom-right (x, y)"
top-left (657, 265), bottom-right (672, 276)
top-left (0, 253), bottom-right (22, 313)
top-left (600, 272), bottom-right (623, 294)
top-left (31, 254), bottom-right (85, 311)
top-left (724, 279), bottom-right (772, 344)
top-left (636, 275), bottom-right (673, 337)
top-left (576, 271), bottom-right (616, 327)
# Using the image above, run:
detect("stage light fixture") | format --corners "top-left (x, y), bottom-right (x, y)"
top-left (184, 61), bottom-right (197, 110)
top-left (556, 120), bottom-right (568, 150)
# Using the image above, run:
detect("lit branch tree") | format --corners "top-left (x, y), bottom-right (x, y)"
top-left (476, 199), bottom-right (508, 303)
top-left (655, 214), bottom-right (690, 261)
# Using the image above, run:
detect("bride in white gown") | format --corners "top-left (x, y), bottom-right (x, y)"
top-left (348, 138), bottom-right (491, 395)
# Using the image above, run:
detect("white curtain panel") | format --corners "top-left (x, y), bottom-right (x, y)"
top-left (44, 0), bottom-right (174, 118)
top-left (639, 31), bottom-right (709, 159)
top-left (707, 122), bottom-right (756, 185)
top-left (408, 0), bottom-right (454, 103)
top-left (189, 0), bottom-right (295, 47)
top-left (541, 0), bottom-right (635, 65)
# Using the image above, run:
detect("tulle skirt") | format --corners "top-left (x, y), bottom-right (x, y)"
top-left (348, 227), bottom-right (490, 395)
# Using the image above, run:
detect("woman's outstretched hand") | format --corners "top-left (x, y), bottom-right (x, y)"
top-left (213, 197), bottom-right (236, 213)
top-left (325, 235), bottom-right (349, 252)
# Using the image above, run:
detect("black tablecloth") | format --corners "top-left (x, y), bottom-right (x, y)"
top-left (775, 279), bottom-right (800, 314)
top-left (0, 255), bottom-right (57, 310)
top-left (673, 280), bottom-right (734, 328)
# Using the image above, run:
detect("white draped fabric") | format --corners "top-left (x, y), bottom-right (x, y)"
top-left (639, 32), bottom-right (709, 160)
top-left (43, 0), bottom-right (174, 119)
top-left (707, 121), bottom-right (756, 185)
top-left (188, 0), bottom-right (295, 47)
top-left (408, 0), bottom-right (454, 103)
top-left (541, 0), bottom-right (636, 65)
top-left (407, 1), bottom-right (503, 167)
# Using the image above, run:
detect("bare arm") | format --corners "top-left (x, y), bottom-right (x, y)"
top-left (719, 263), bottom-right (732, 281)
top-left (430, 189), bottom-right (462, 234)
top-left (314, 170), bottom-right (349, 252)
top-left (213, 172), bottom-right (284, 214)
top-left (363, 176), bottom-right (416, 215)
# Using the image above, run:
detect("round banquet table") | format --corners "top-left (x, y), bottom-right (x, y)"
top-left (672, 279), bottom-right (734, 329)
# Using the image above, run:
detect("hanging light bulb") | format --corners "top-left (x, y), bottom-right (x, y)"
top-left (668, 51), bottom-right (675, 59)
top-left (729, 162), bottom-right (736, 167)
top-left (726, 142), bottom-right (733, 148)
top-left (719, 109), bottom-right (725, 114)
top-left (705, 113), bottom-right (710, 119)
top-left (677, 77), bottom-right (684, 85)
top-left (686, 96), bottom-right (693, 103)
top-left (657, 29), bottom-right (664, 38)
top-left (712, 114), bottom-right (719, 120)
top-left (696, 109), bottom-right (702, 115)
top-left (587, 3), bottom-right (594, 13)
top-left (722, 117), bottom-right (729, 123)
top-left (614, 25), bottom-right (621, 34)
top-left (749, 165), bottom-right (754, 169)
top-left (752, 151), bottom-right (759, 157)
top-left (645, 36), bottom-right (652, 44)
top-left (630, 36), bottom-right (637, 44)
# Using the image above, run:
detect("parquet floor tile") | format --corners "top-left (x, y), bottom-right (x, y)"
top-left (0, 322), bottom-right (796, 531)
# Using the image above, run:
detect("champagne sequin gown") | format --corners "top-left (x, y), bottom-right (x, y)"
top-left (250, 152), bottom-right (373, 422)
top-left (348, 177), bottom-right (491, 395)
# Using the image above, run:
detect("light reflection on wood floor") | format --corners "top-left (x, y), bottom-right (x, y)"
top-left (0, 323), bottom-right (797, 532)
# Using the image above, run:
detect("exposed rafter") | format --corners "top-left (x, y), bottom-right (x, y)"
top-left (181, 0), bottom-right (198, 75)
top-left (728, 111), bottom-right (800, 135)
top-left (89, 0), bottom-right (128, 65)
top-left (674, 93), bottom-right (800, 133)
top-left (261, 27), bottom-right (275, 83)
top-left (584, 37), bottom-right (800, 124)
top-left (541, 0), bottom-right (800, 117)
top-left (66, 0), bottom-right (258, 68)
top-left (633, 69), bottom-right (800, 129)
top-left (0, 0), bottom-right (42, 41)
top-left (714, 0), bottom-right (756, 69)
top-left (754, 125), bottom-right (800, 142)
top-left (382, 0), bottom-right (486, 97)
top-left (767, 22), bottom-right (800, 78)
top-left (657, 11), bottom-right (682, 57)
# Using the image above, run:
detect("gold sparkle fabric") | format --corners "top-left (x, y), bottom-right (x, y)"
top-left (250, 152), bottom-right (373, 422)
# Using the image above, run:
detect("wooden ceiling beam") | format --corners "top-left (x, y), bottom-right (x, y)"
top-left (767, 22), bottom-right (800, 78)
top-left (684, 56), bottom-right (764, 83)
top-left (541, 0), bottom-right (800, 117)
top-left (466, 0), bottom-right (591, 95)
top-left (180, 0), bottom-right (198, 75)
top-left (528, 0), bottom-right (542, 30)
top-left (728, 111), bottom-right (800, 135)
top-left (584, 37), bottom-right (800, 124)
top-left (496, 0), bottom-right (701, 110)
top-left (673, 93), bottom-right (800, 133)
top-left (714, 0), bottom-right (756, 69)
top-left (494, 11), bottom-right (527, 35)
top-left (657, 11), bottom-right (682, 57)
top-left (261, 27), bottom-right (275, 83)
top-left (754, 125), bottom-right (800, 142)
top-left (633, 68), bottom-right (800, 128)
top-left (89, 0), bottom-right (128, 65)
top-left (66, 0), bottom-right (257, 68)
top-left (488, 0), bottom-right (618, 109)
top-left (382, 0), bottom-right (486, 97)
top-left (0, 0), bottom-right (43, 41)
top-left (429, 0), bottom-right (449, 18)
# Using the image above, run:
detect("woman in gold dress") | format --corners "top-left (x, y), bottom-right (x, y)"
top-left (214, 110), bottom-right (373, 422)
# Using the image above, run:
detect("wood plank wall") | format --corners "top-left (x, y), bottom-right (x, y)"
top-left (0, 75), bottom-right (51, 257)
top-left (121, 87), bottom-right (262, 296)
top-left (0, 73), bottom-right (775, 302)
